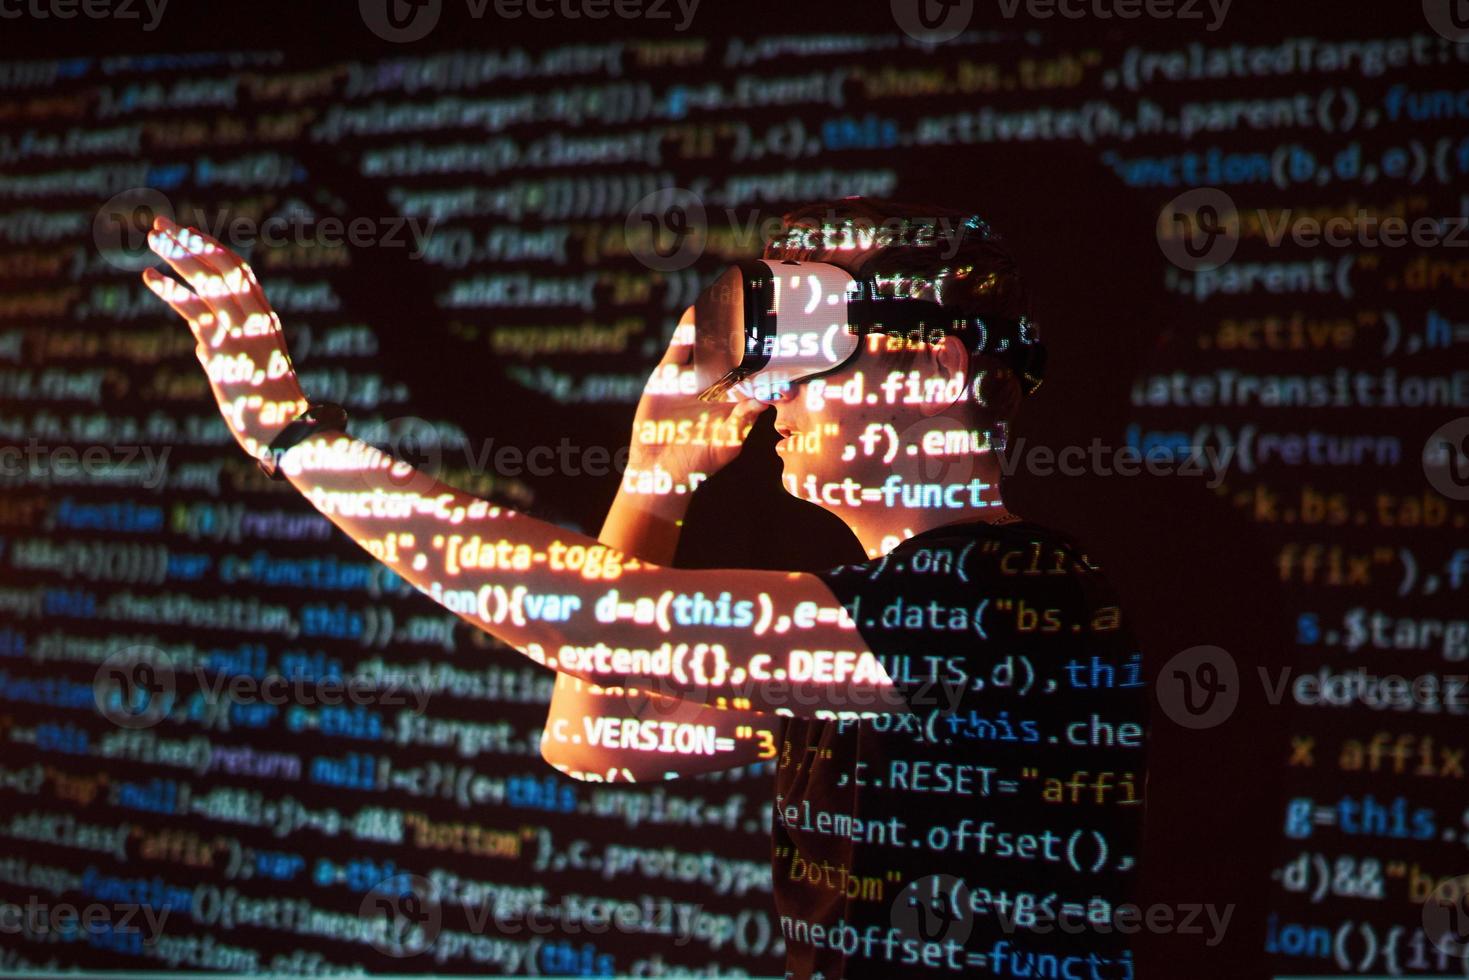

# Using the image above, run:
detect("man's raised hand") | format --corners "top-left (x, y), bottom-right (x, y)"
top-left (142, 216), bottom-right (309, 464)
top-left (624, 308), bottom-right (766, 493)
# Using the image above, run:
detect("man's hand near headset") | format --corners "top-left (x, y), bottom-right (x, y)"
top-left (601, 308), bottom-right (766, 564)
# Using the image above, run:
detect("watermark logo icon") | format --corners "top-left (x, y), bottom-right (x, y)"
top-left (1421, 873), bottom-right (1469, 957)
top-left (361, 0), bottom-right (442, 41)
top-left (94, 645), bottom-right (175, 729)
top-left (353, 415), bottom-right (446, 497)
top-left (362, 873), bottom-right (442, 957)
top-left (95, 188), bottom-right (174, 271)
top-left (891, 873), bottom-right (973, 947)
top-left (1423, 418), bottom-right (1469, 501)
top-left (891, 0), bottom-right (973, 44)
top-left (622, 668), bottom-right (713, 733)
top-left (1156, 645), bottom-right (1238, 729)
top-left (1157, 187), bottom-right (1239, 271)
top-left (1423, 0), bottom-right (1469, 42)
top-left (626, 188), bottom-right (706, 272)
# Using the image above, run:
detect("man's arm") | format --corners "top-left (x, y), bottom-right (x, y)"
top-left (541, 431), bottom-right (782, 781)
top-left (274, 433), bottom-right (893, 716)
top-left (540, 673), bottom-right (777, 781)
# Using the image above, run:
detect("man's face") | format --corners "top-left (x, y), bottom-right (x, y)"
top-left (759, 334), bottom-right (1003, 529)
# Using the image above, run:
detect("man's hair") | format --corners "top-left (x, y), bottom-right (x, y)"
top-left (760, 198), bottom-right (1044, 403)
top-left (762, 198), bottom-right (1026, 311)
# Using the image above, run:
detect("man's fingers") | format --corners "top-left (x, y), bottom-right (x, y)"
top-left (657, 317), bottom-right (697, 369)
top-left (141, 268), bottom-right (208, 340)
top-left (147, 226), bottom-right (250, 344)
top-left (155, 215), bottom-right (275, 320)
top-left (141, 264), bottom-right (271, 387)
top-left (726, 398), bottom-right (768, 434)
top-left (147, 219), bottom-right (283, 347)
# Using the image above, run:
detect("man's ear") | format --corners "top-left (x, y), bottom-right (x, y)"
top-left (968, 351), bottom-right (1023, 422)
top-left (933, 334), bottom-right (967, 377)
top-left (920, 335), bottom-right (976, 418)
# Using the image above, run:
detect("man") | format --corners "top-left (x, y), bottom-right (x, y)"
top-left (143, 198), bottom-right (1146, 978)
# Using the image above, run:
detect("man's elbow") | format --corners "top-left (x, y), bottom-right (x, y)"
top-left (538, 726), bottom-right (590, 780)
top-left (539, 728), bottom-right (701, 783)
top-left (538, 727), bottom-right (631, 782)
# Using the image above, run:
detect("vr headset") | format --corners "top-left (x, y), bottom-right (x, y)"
top-left (687, 259), bottom-right (1045, 403)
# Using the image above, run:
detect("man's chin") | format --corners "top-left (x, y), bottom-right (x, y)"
top-left (780, 470), bottom-right (846, 507)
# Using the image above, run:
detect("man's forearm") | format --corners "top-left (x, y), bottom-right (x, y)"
top-left (555, 488), bottom-right (779, 782)
top-left (541, 673), bottom-right (777, 782)
top-left (276, 429), bottom-right (897, 717)
top-left (598, 485), bottom-right (690, 565)
top-left (280, 429), bottom-right (629, 657)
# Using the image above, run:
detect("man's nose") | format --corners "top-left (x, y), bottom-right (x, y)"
top-left (771, 393), bottom-right (806, 432)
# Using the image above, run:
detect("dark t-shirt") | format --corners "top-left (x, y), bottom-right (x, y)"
top-left (772, 519), bottom-right (1148, 979)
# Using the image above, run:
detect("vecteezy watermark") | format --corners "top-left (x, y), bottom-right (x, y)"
top-left (616, 668), bottom-right (715, 734)
top-left (94, 187), bottom-right (175, 271)
top-left (94, 645), bottom-right (176, 729)
top-left (990, 436), bottom-right (1232, 487)
top-left (991, 0), bottom-right (1229, 30)
top-left (641, 196), bottom-right (973, 269)
top-left (365, 874), bottom-right (443, 958)
top-left (1424, 417), bottom-right (1469, 501)
top-left (0, 0), bottom-right (167, 29)
top-left (0, 898), bottom-right (170, 944)
top-left (1155, 645), bottom-right (1239, 729)
top-left (892, 874), bottom-right (975, 950)
top-left (362, 873), bottom-right (703, 960)
top-left (359, 0), bottom-right (699, 42)
top-left (1156, 188), bottom-right (1242, 272)
top-left (625, 189), bottom-right (973, 271)
top-left (994, 898), bottom-right (1233, 946)
top-left (891, 0), bottom-right (1227, 42)
top-left (625, 188), bottom-right (708, 272)
top-left (1423, 0), bottom-right (1469, 43)
top-left (876, 878), bottom-right (1226, 970)
top-left (1421, 872), bottom-right (1469, 959)
top-left (865, 419), bottom-right (1235, 492)
top-left (93, 645), bottom-right (433, 730)
top-left (94, 188), bottom-right (436, 271)
top-left (0, 441), bottom-right (171, 491)
top-left (276, 414), bottom-right (635, 497)
top-left (181, 210), bottom-right (435, 260)
top-left (891, 0), bottom-right (973, 44)
top-left (1158, 186), bottom-right (1469, 272)
top-left (1156, 644), bottom-right (1469, 729)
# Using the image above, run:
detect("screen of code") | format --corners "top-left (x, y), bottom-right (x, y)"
top-left (0, 3), bottom-right (1465, 977)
